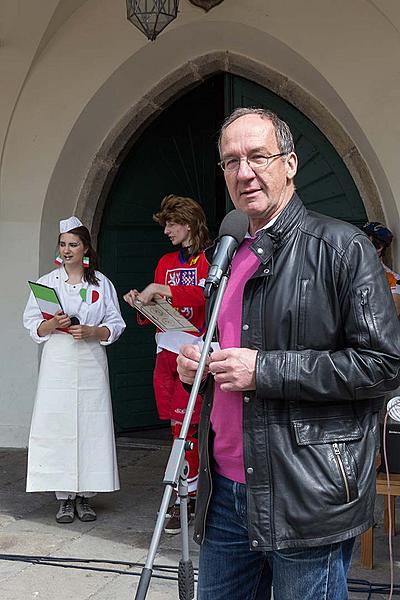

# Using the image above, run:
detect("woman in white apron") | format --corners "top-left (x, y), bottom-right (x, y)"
top-left (23, 217), bottom-right (126, 523)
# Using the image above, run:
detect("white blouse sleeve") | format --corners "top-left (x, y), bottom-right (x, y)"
top-left (99, 276), bottom-right (126, 346)
top-left (23, 281), bottom-right (50, 344)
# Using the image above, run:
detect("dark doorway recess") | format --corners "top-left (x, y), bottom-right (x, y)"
top-left (98, 73), bottom-right (366, 433)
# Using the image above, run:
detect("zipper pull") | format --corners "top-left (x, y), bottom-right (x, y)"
top-left (360, 289), bottom-right (368, 306)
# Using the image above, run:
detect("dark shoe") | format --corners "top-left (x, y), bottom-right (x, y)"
top-left (168, 489), bottom-right (178, 512)
top-left (56, 498), bottom-right (75, 523)
top-left (164, 503), bottom-right (191, 535)
top-left (167, 494), bottom-right (194, 515)
top-left (75, 496), bottom-right (97, 522)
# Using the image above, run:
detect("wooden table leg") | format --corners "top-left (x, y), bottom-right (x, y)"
top-left (360, 527), bottom-right (374, 569)
top-left (383, 494), bottom-right (396, 535)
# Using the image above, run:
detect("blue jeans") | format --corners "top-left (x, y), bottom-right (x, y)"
top-left (197, 473), bottom-right (355, 600)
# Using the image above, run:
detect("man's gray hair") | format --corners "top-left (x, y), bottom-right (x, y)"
top-left (218, 107), bottom-right (295, 156)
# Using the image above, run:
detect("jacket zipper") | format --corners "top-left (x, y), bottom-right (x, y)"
top-left (332, 442), bottom-right (350, 503)
top-left (261, 261), bottom-right (271, 350)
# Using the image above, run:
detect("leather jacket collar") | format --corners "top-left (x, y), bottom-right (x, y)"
top-left (206, 193), bottom-right (305, 266)
top-left (249, 193), bottom-right (306, 265)
top-left (205, 193), bottom-right (305, 267)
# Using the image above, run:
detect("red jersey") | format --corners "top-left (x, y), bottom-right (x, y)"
top-left (153, 248), bottom-right (208, 335)
top-left (151, 248), bottom-right (208, 424)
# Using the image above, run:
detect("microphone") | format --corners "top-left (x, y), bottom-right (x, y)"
top-left (204, 209), bottom-right (249, 298)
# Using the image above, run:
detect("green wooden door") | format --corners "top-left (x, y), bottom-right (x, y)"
top-left (98, 76), bottom-right (224, 432)
top-left (226, 75), bottom-right (367, 225)
top-left (99, 73), bottom-right (367, 433)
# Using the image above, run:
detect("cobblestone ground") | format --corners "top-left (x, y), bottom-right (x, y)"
top-left (0, 441), bottom-right (398, 599)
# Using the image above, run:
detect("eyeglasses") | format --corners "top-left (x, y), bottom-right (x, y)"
top-left (218, 152), bottom-right (287, 173)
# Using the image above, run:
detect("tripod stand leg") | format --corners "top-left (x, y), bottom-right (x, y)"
top-left (134, 484), bottom-right (175, 600)
top-left (178, 462), bottom-right (194, 600)
top-left (178, 560), bottom-right (195, 600)
top-left (135, 568), bottom-right (152, 598)
top-left (134, 276), bottom-right (229, 599)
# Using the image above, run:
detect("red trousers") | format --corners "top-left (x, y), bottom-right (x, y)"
top-left (153, 349), bottom-right (201, 495)
top-left (171, 421), bottom-right (199, 495)
top-left (153, 349), bottom-right (202, 423)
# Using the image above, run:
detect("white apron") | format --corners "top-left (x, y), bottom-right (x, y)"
top-left (26, 332), bottom-right (120, 492)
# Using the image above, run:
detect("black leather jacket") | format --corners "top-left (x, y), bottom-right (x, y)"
top-left (193, 193), bottom-right (400, 551)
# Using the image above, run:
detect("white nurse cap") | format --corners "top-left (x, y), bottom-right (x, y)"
top-left (59, 216), bottom-right (83, 233)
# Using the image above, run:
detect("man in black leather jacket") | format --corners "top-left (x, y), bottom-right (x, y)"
top-left (177, 108), bottom-right (400, 600)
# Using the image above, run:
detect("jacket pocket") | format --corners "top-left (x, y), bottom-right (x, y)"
top-left (358, 287), bottom-right (379, 348)
top-left (292, 418), bottom-right (362, 504)
top-left (331, 442), bottom-right (358, 503)
top-left (297, 279), bottom-right (310, 349)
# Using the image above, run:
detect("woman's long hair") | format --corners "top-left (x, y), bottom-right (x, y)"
top-left (58, 226), bottom-right (100, 286)
top-left (153, 195), bottom-right (210, 256)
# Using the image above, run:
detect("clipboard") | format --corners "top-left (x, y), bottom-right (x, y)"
top-left (133, 296), bottom-right (198, 333)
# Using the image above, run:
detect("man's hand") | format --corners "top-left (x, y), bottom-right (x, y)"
top-left (177, 344), bottom-right (210, 385)
top-left (123, 289), bottom-right (140, 307)
top-left (136, 283), bottom-right (162, 305)
top-left (123, 284), bottom-right (171, 307)
top-left (209, 348), bottom-right (257, 392)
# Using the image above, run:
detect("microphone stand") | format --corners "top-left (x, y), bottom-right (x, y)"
top-left (134, 274), bottom-right (229, 600)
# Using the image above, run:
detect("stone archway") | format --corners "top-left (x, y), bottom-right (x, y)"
top-left (35, 47), bottom-right (392, 432)
top-left (73, 52), bottom-right (384, 244)
top-left (99, 72), bottom-right (371, 430)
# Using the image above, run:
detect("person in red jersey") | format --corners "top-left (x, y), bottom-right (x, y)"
top-left (124, 194), bottom-right (210, 534)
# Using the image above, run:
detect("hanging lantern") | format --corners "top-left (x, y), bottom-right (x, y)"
top-left (126, 0), bottom-right (179, 41)
top-left (188, 0), bottom-right (224, 10)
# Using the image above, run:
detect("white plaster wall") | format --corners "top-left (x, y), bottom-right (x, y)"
top-left (0, 1), bottom-right (59, 447)
top-left (1, 0), bottom-right (400, 446)
top-left (0, 1), bottom-right (58, 159)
